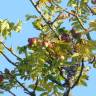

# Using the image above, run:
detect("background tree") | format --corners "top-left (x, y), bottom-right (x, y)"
top-left (0, 0), bottom-right (96, 96)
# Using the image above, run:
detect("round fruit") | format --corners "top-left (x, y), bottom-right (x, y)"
top-left (28, 38), bottom-right (38, 46)
top-left (0, 75), bottom-right (3, 83)
top-left (42, 41), bottom-right (49, 47)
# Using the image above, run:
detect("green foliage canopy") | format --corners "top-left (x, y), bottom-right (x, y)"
top-left (0, 0), bottom-right (96, 96)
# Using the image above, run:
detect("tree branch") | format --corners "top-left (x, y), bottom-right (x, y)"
top-left (29, 0), bottom-right (60, 40)
top-left (15, 79), bottom-right (32, 95)
top-left (53, 2), bottom-right (87, 31)
top-left (33, 77), bottom-right (39, 92)
top-left (1, 89), bottom-right (16, 96)
top-left (4, 89), bottom-right (16, 96)
top-left (52, 11), bottom-right (63, 24)
top-left (5, 69), bottom-right (33, 96)
top-left (63, 87), bottom-right (71, 96)
top-left (0, 51), bottom-right (17, 67)
top-left (0, 41), bottom-right (22, 60)
top-left (86, 4), bottom-right (96, 15)
top-left (71, 59), bottom-right (84, 89)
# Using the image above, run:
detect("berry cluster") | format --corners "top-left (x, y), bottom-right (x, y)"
top-left (60, 33), bottom-right (71, 42)
top-left (62, 64), bottom-right (79, 79)
top-left (28, 37), bottom-right (54, 48)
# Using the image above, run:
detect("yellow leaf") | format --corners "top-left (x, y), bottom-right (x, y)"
top-left (40, 0), bottom-right (48, 3)
top-left (72, 53), bottom-right (80, 58)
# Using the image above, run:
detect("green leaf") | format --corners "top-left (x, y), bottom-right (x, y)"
top-left (32, 19), bottom-right (42, 30)
top-left (89, 20), bottom-right (96, 31)
top-left (86, 33), bottom-right (91, 40)
top-left (79, 80), bottom-right (87, 86)
top-left (0, 20), bottom-right (9, 32)
top-left (36, 86), bottom-right (45, 91)
top-left (93, 62), bottom-right (96, 68)
top-left (29, 85), bottom-right (45, 91)
top-left (80, 80), bottom-right (87, 86)
top-left (72, 53), bottom-right (80, 58)
top-left (40, 92), bottom-right (48, 96)
top-left (25, 14), bottom-right (37, 21)
top-left (14, 20), bottom-right (22, 32)
top-left (56, 85), bottom-right (64, 90)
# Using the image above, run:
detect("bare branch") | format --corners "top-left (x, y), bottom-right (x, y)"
top-left (0, 41), bottom-right (22, 60)
top-left (63, 87), bottom-right (71, 96)
top-left (0, 51), bottom-right (17, 67)
top-left (4, 89), bottom-right (16, 96)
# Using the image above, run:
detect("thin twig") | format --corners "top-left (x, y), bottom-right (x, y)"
top-left (15, 79), bottom-right (32, 95)
top-left (6, 69), bottom-right (33, 96)
top-left (5, 89), bottom-right (16, 96)
top-left (52, 11), bottom-right (63, 24)
top-left (86, 4), bottom-right (96, 15)
top-left (0, 51), bottom-right (17, 67)
top-left (33, 77), bottom-right (39, 92)
top-left (0, 41), bottom-right (22, 60)
top-left (53, 2), bottom-right (87, 31)
top-left (75, 15), bottom-right (86, 30)
top-left (2, 88), bottom-right (16, 96)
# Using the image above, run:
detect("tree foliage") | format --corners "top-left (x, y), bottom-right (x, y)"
top-left (0, 0), bottom-right (96, 96)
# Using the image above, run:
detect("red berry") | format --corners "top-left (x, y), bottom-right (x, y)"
top-left (0, 75), bottom-right (3, 83)
top-left (42, 41), bottom-right (49, 47)
top-left (28, 38), bottom-right (38, 46)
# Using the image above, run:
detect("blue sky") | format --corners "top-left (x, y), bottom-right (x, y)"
top-left (0, 0), bottom-right (96, 96)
